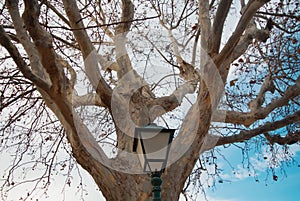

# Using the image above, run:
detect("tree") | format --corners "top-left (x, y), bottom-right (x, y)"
top-left (0, 0), bottom-right (299, 200)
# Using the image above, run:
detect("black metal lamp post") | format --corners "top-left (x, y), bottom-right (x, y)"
top-left (133, 123), bottom-right (175, 201)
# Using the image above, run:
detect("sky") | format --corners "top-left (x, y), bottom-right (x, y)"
top-left (185, 145), bottom-right (300, 201)
top-left (1, 0), bottom-right (299, 201)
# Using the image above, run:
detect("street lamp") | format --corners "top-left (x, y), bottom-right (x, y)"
top-left (133, 123), bottom-right (175, 201)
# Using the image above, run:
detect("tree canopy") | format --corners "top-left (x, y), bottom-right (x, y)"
top-left (0, 0), bottom-right (299, 200)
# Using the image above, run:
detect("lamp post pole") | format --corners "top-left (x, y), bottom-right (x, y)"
top-left (151, 172), bottom-right (162, 201)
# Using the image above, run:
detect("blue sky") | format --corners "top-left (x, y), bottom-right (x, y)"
top-left (208, 169), bottom-right (300, 201)
top-left (200, 146), bottom-right (300, 201)
top-left (206, 156), bottom-right (300, 201)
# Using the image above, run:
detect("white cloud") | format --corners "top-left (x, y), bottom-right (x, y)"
top-left (289, 144), bottom-right (300, 154)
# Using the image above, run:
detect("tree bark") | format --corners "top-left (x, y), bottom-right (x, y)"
top-left (2, 0), bottom-right (290, 200)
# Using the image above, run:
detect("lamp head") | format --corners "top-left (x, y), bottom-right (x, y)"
top-left (133, 123), bottom-right (175, 173)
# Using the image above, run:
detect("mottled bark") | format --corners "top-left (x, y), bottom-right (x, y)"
top-left (1, 0), bottom-right (297, 201)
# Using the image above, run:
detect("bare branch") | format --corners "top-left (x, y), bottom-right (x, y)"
top-left (62, 0), bottom-right (94, 58)
top-left (43, 1), bottom-right (70, 26)
top-left (115, 0), bottom-right (134, 35)
top-left (256, 11), bottom-right (300, 20)
top-left (114, 0), bottom-right (134, 77)
top-left (213, 76), bottom-right (300, 126)
top-left (72, 93), bottom-right (105, 108)
top-left (214, 0), bottom-right (270, 68)
top-left (264, 131), bottom-right (300, 145)
top-left (209, 0), bottom-right (233, 55)
top-left (40, 15), bottom-right (160, 31)
top-left (6, 0), bottom-right (49, 81)
top-left (198, 0), bottom-right (211, 53)
top-left (248, 75), bottom-right (275, 110)
top-left (62, 0), bottom-right (112, 108)
top-left (0, 87), bottom-right (36, 111)
top-left (215, 110), bottom-right (300, 147)
top-left (167, 29), bottom-right (199, 81)
top-left (22, 0), bottom-right (65, 92)
top-left (149, 81), bottom-right (197, 120)
top-left (0, 25), bottom-right (50, 89)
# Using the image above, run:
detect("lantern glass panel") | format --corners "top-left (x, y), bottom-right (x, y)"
top-left (147, 161), bottom-right (164, 172)
top-left (140, 131), bottom-right (171, 160)
top-left (136, 140), bottom-right (145, 171)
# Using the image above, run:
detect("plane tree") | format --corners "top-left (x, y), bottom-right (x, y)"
top-left (0, 0), bottom-right (299, 200)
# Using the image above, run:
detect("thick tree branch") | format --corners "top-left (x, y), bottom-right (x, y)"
top-left (191, 28), bottom-right (200, 66)
top-left (38, 91), bottom-right (121, 197)
top-left (209, 0), bottom-right (233, 55)
top-left (215, 109), bottom-right (300, 147)
top-left (218, 20), bottom-right (272, 82)
top-left (62, 0), bottom-right (112, 108)
top-left (6, 0), bottom-right (49, 82)
top-left (198, 0), bottom-right (227, 111)
top-left (61, 0), bottom-right (94, 58)
top-left (198, 0), bottom-right (211, 53)
top-left (248, 75), bottom-right (275, 110)
top-left (165, 86), bottom-right (212, 200)
top-left (264, 131), bottom-right (300, 145)
top-left (72, 93), bottom-right (105, 108)
top-left (114, 0), bottom-right (134, 77)
top-left (149, 81), bottom-right (197, 120)
top-left (213, 76), bottom-right (300, 126)
top-left (214, 0), bottom-right (270, 68)
top-left (115, 0), bottom-right (134, 35)
top-left (22, 0), bottom-right (65, 93)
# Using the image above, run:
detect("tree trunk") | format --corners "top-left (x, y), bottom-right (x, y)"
top-left (81, 89), bottom-right (212, 201)
top-left (30, 55), bottom-right (213, 200)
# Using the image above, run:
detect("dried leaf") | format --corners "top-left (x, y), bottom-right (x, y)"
top-left (230, 78), bottom-right (238, 87)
